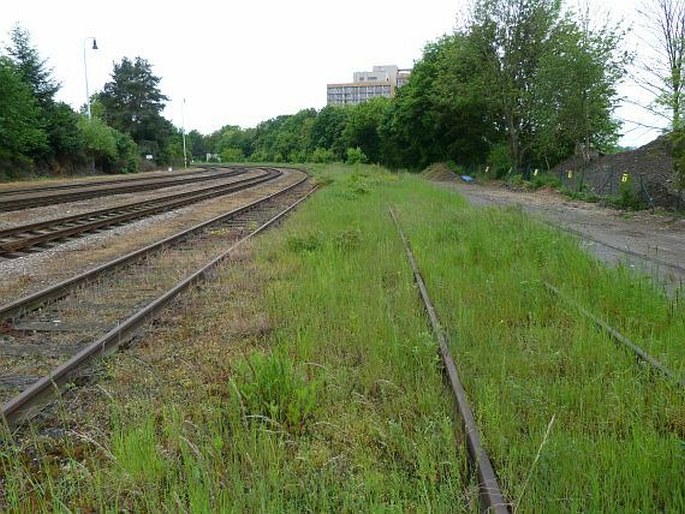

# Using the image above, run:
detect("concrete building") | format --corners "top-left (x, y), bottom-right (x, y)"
top-left (327, 65), bottom-right (411, 106)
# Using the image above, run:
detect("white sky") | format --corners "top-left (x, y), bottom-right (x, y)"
top-left (0, 0), bottom-right (666, 147)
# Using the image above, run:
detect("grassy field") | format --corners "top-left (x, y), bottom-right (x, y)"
top-left (1, 163), bottom-right (683, 512)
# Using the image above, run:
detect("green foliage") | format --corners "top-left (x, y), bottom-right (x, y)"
top-left (5, 24), bottom-right (59, 108)
top-left (528, 173), bottom-right (561, 190)
top-left (487, 142), bottom-right (515, 178)
top-left (310, 105), bottom-right (349, 160)
top-left (532, 12), bottom-right (626, 164)
top-left (606, 177), bottom-right (645, 210)
top-left (0, 56), bottom-right (48, 166)
top-left (78, 116), bottom-right (138, 173)
top-left (469, 0), bottom-right (626, 168)
top-left (341, 97), bottom-right (390, 163)
top-left (287, 233), bottom-right (323, 253)
top-left (219, 147), bottom-right (245, 162)
top-left (346, 147), bottom-right (367, 164)
top-left (309, 147), bottom-right (336, 163)
top-left (231, 352), bottom-right (320, 434)
top-left (115, 130), bottom-right (139, 173)
top-left (97, 56), bottom-right (172, 163)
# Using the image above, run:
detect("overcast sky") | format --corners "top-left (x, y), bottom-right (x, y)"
top-left (1, 0), bottom-right (663, 147)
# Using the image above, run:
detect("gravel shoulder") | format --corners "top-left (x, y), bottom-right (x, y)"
top-left (446, 180), bottom-right (685, 291)
top-left (0, 169), bottom-right (305, 303)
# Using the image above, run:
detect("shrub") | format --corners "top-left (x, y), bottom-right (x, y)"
top-left (220, 147), bottom-right (245, 163)
top-left (487, 142), bottom-right (515, 178)
top-left (346, 147), bottom-right (367, 165)
top-left (310, 147), bottom-right (336, 163)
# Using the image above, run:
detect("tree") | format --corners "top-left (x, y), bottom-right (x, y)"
top-left (310, 106), bottom-right (349, 161)
top-left (5, 24), bottom-right (83, 166)
top-left (77, 115), bottom-right (137, 173)
top-left (532, 10), bottom-right (627, 164)
top-left (469, 0), bottom-right (564, 167)
top-left (97, 57), bottom-right (171, 161)
top-left (342, 97), bottom-right (391, 164)
top-left (0, 57), bottom-right (48, 168)
top-left (380, 34), bottom-right (494, 170)
top-left (186, 129), bottom-right (209, 160)
top-left (5, 24), bottom-right (59, 108)
top-left (637, 0), bottom-right (685, 129)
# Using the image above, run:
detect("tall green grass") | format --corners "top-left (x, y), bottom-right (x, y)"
top-left (388, 176), bottom-right (684, 512)
top-left (0, 164), bottom-right (682, 512)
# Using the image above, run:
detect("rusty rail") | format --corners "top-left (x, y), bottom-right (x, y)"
top-left (389, 207), bottom-right (509, 514)
top-left (2, 181), bottom-right (317, 429)
top-left (544, 282), bottom-right (683, 387)
top-left (0, 168), bottom-right (279, 255)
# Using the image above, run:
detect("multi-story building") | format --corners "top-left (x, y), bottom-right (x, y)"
top-left (327, 65), bottom-right (411, 106)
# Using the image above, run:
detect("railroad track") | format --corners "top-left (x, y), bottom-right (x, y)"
top-left (0, 171), bottom-right (314, 428)
top-left (389, 207), bottom-right (509, 514)
top-left (390, 204), bottom-right (681, 513)
top-left (0, 166), bottom-right (246, 212)
top-left (0, 166), bottom-right (211, 197)
top-left (0, 168), bottom-right (280, 257)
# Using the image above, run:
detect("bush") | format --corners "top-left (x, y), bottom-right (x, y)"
top-left (487, 142), bottom-right (515, 178)
top-left (607, 179), bottom-right (645, 210)
top-left (310, 147), bottom-right (336, 163)
top-left (346, 147), bottom-right (367, 165)
top-left (220, 147), bottom-right (245, 163)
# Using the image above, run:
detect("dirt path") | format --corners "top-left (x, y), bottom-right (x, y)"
top-left (446, 181), bottom-right (685, 292)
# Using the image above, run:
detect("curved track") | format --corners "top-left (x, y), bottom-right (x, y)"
top-left (0, 166), bottom-right (246, 211)
top-left (0, 168), bottom-right (280, 256)
top-left (0, 171), bottom-right (314, 428)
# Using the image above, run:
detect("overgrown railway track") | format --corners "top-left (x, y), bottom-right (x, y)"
top-left (0, 166), bottom-right (245, 212)
top-left (390, 204), bottom-right (682, 513)
top-left (0, 167), bottom-right (280, 257)
top-left (0, 169), bottom-right (314, 428)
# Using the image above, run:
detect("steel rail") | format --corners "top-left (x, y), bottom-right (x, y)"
top-left (0, 168), bottom-right (261, 239)
top-left (389, 207), bottom-right (510, 514)
top-left (0, 172), bottom-right (308, 322)
top-left (544, 282), bottom-right (684, 387)
top-left (1, 183), bottom-right (317, 429)
top-left (0, 169), bottom-right (280, 255)
top-left (0, 167), bottom-right (213, 197)
top-left (0, 167), bottom-right (248, 212)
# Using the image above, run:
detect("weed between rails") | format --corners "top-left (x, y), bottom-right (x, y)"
top-left (0, 164), bottom-right (682, 512)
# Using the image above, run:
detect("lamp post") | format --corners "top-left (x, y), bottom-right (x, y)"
top-left (182, 98), bottom-right (188, 169)
top-left (83, 37), bottom-right (98, 120)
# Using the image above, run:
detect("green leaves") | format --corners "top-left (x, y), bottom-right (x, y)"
top-left (0, 57), bottom-right (48, 162)
top-left (97, 57), bottom-right (171, 163)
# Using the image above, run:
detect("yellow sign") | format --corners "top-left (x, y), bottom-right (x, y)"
top-left (533, 169), bottom-right (539, 177)
top-left (567, 170), bottom-right (573, 179)
top-left (621, 173), bottom-right (629, 183)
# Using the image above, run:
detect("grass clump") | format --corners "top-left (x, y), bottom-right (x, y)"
top-left (230, 351), bottom-right (321, 434)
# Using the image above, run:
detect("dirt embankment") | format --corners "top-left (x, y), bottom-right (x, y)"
top-left (551, 136), bottom-right (683, 210)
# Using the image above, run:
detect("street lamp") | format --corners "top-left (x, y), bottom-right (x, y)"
top-left (182, 98), bottom-right (188, 169)
top-left (83, 37), bottom-right (98, 120)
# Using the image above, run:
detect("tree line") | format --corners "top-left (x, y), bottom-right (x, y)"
top-left (5, 0), bottom-right (684, 180)
top-left (191, 0), bottom-right (628, 176)
top-left (0, 25), bottom-right (185, 179)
